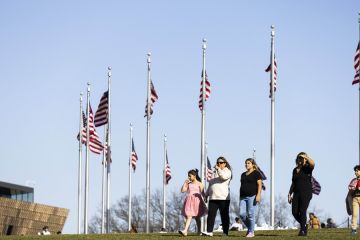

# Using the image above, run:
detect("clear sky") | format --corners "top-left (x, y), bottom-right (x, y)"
top-left (0, 0), bottom-right (359, 233)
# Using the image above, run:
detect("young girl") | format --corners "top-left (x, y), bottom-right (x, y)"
top-left (179, 169), bottom-right (207, 236)
top-left (239, 158), bottom-right (262, 238)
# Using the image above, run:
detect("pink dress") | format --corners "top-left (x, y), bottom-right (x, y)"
top-left (182, 181), bottom-right (208, 217)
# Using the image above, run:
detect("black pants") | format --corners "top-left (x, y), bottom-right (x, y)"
top-left (206, 200), bottom-right (230, 234)
top-left (292, 192), bottom-right (312, 232)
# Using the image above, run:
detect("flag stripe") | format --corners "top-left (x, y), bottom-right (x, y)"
top-left (206, 157), bottom-right (214, 182)
top-left (353, 42), bottom-right (360, 85)
top-left (199, 71), bottom-right (211, 111)
top-left (131, 139), bottom-right (138, 171)
top-left (165, 152), bottom-right (171, 184)
top-left (94, 91), bottom-right (109, 127)
top-left (144, 81), bottom-right (159, 117)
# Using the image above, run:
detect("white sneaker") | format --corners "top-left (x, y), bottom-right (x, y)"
top-left (246, 232), bottom-right (255, 238)
top-left (201, 231), bottom-right (213, 237)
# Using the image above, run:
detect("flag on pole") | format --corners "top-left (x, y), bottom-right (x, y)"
top-left (206, 157), bottom-right (214, 182)
top-left (353, 42), bottom-right (360, 85)
top-left (144, 81), bottom-right (159, 117)
top-left (79, 105), bottom-right (104, 154)
top-left (165, 152), bottom-right (172, 184)
top-left (94, 91), bottom-right (109, 127)
top-left (265, 56), bottom-right (277, 97)
top-left (104, 132), bottom-right (112, 164)
top-left (198, 71), bottom-right (211, 110)
top-left (131, 139), bottom-right (138, 171)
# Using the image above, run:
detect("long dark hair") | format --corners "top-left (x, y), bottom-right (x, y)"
top-left (217, 156), bottom-right (232, 179)
top-left (188, 169), bottom-right (201, 182)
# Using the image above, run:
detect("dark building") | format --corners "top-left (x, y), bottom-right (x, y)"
top-left (0, 181), bottom-right (34, 202)
top-left (0, 180), bottom-right (68, 236)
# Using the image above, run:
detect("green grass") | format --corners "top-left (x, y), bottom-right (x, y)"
top-left (2, 229), bottom-right (360, 240)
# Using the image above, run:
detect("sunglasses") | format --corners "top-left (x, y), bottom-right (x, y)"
top-left (217, 161), bottom-right (225, 164)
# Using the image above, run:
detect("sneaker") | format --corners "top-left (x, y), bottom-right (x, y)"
top-left (298, 230), bottom-right (307, 236)
top-left (246, 232), bottom-right (255, 238)
top-left (351, 229), bottom-right (357, 234)
top-left (201, 231), bottom-right (213, 237)
top-left (178, 230), bottom-right (187, 236)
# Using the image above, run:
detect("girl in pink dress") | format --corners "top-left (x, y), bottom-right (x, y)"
top-left (179, 169), bottom-right (208, 236)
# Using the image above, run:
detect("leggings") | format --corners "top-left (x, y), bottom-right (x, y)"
top-left (292, 192), bottom-right (312, 231)
top-left (206, 200), bottom-right (230, 234)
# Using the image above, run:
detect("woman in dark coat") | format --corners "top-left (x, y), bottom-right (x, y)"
top-left (288, 152), bottom-right (315, 237)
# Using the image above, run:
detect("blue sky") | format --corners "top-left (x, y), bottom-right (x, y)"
top-left (0, 0), bottom-right (359, 233)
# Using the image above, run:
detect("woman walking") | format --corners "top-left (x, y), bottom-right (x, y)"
top-left (179, 169), bottom-right (207, 236)
top-left (288, 152), bottom-right (315, 236)
top-left (202, 156), bottom-right (232, 237)
top-left (239, 158), bottom-right (263, 238)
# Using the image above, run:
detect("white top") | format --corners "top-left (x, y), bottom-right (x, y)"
top-left (206, 167), bottom-right (232, 200)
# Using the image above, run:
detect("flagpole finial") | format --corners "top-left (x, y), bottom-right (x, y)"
top-left (271, 25), bottom-right (275, 37)
top-left (108, 66), bottom-right (112, 77)
top-left (87, 82), bottom-right (90, 92)
top-left (80, 92), bottom-right (83, 101)
top-left (202, 38), bottom-right (207, 50)
top-left (358, 12), bottom-right (360, 22)
top-left (147, 52), bottom-right (151, 63)
top-left (164, 134), bottom-right (167, 142)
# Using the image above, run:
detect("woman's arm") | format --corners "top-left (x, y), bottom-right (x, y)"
top-left (217, 168), bottom-right (232, 180)
top-left (256, 179), bottom-right (262, 203)
top-left (302, 154), bottom-right (315, 168)
top-left (288, 183), bottom-right (294, 204)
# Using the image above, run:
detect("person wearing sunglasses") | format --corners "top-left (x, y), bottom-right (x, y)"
top-left (201, 156), bottom-right (232, 237)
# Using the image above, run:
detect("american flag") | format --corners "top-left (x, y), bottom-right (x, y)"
top-left (165, 152), bottom-right (172, 184)
top-left (353, 42), bottom-right (360, 85)
top-left (265, 56), bottom-right (277, 97)
top-left (311, 176), bottom-right (321, 195)
top-left (144, 81), bottom-right (159, 117)
top-left (94, 91), bottom-right (109, 127)
top-left (206, 157), bottom-right (214, 182)
top-left (81, 105), bottom-right (104, 154)
top-left (131, 139), bottom-right (138, 171)
top-left (104, 131), bottom-right (112, 164)
top-left (199, 71), bottom-right (211, 111)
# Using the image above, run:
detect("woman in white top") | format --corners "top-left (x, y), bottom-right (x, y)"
top-left (202, 156), bottom-right (232, 237)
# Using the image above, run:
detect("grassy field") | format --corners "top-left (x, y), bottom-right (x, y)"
top-left (2, 229), bottom-right (359, 240)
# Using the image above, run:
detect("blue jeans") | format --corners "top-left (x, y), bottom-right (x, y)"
top-left (239, 195), bottom-right (257, 233)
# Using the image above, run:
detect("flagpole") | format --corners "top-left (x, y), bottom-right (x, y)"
top-left (200, 39), bottom-right (207, 232)
top-left (101, 127), bottom-right (107, 234)
top-left (77, 93), bottom-right (83, 234)
top-left (269, 25), bottom-right (276, 228)
top-left (162, 134), bottom-right (167, 231)
top-left (358, 12), bottom-right (360, 165)
top-left (106, 66), bottom-right (112, 233)
top-left (204, 142), bottom-right (208, 231)
top-left (146, 52), bottom-right (152, 233)
top-left (253, 148), bottom-right (256, 161)
top-left (84, 83), bottom-right (90, 234)
top-left (128, 123), bottom-right (133, 231)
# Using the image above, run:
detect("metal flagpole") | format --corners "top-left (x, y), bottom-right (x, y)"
top-left (204, 142), bottom-right (208, 232)
top-left (162, 134), bottom-right (167, 231)
top-left (106, 66), bottom-right (112, 233)
top-left (77, 93), bottom-right (83, 234)
top-left (128, 123), bottom-right (133, 231)
top-left (101, 127), bottom-right (107, 234)
top-left (84, 83), bottom-right (91, 234)
top-left (146, 52), bottom-right (152, 233)
top-left (269, 25), bottom-right (276, 228)
top-left (200, 39), bottom-right (207, 232)
top-left (358, 12), bottom-right (360, 165)
top-left (253, 148), bottom-right (256, 160)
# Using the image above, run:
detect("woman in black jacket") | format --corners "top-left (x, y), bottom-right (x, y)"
top-left (288, 152), bottom-right (315, 237)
